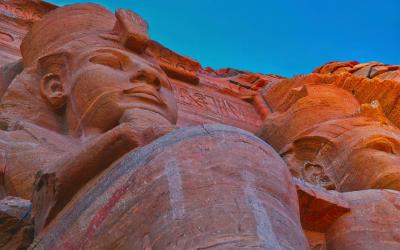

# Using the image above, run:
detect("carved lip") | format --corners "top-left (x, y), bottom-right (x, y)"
top-left (123, 85), bottom-right (163, 104)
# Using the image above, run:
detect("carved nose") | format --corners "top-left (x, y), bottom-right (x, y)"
top-left (130, 68), bottom-right (161, 90)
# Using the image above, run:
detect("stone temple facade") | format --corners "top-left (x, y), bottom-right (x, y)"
top-left (0, 1), bottom-right (399, 249)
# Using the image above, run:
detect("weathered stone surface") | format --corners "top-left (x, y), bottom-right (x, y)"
top-left (0, 1), bottom-right (56, 67)
top-left (0, 1), bottom-right (399, 249)
top-left (31, 124), bottom-right (308, 249)
top-left (258, 84), bottom-right (360, 152)
top-left (326, 190), bottom-right (400, 249)
top-left (0, 59), bottom-right (22, 98)
top-left (314, 61), bottom-right (400, 81)
top-left (0, 2), bottom-right (265, 133)
top-left (0, 196), bottom-right (33, 249)
top-left (258, 68), bottom-right (400, 192)
top-left (296, 185), bottom-right (400, 250)
top-left (304, 230), bottom-right (327, 250)
top-left (295, 178), bottom-right (350, 232)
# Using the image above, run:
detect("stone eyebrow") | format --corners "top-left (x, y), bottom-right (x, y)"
top-left (88, 49), bottom-right (130, 69)
top-left (91, 49), bottom-right (127, 59)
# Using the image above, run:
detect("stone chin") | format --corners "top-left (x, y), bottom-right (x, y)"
top-left (118, 105), bottom-right (176, 125)
top-left (119, 89), bottom-right (177, 125)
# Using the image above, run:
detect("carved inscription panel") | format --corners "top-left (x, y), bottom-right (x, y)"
top-left (172, 80), bottom-right (262, 132)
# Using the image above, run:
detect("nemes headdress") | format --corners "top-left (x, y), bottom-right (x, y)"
top-left (21, 3), bottom-right (150, 67)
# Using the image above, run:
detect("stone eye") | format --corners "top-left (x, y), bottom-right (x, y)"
top-left (89, 54), bottom-right (123, 70)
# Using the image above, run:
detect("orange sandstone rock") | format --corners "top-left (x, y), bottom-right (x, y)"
top-left (32, 125), bottom-right (308, 249)
top-left (0, 1), bottom-right (399, 249)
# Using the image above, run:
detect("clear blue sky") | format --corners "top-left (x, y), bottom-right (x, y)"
top-left (50, 0), bottom-right (399, 77)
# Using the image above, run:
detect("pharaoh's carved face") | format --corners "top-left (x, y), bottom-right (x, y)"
top-left (284, 120), bottom-right (400, 192)
top-left (65, 47), bottom-right (177, 135)
top-left (336, 128), bottom-right (400, 191)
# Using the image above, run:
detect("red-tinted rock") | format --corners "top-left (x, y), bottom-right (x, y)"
top-left (0, 59), bottom-right (22, 98)
top-left (326, 190), bottom-right (400, 249)
top-left (0, 1), bottom-right (399, 249)
top-left (295, 178), bottom-right (350, 232)
top-left (31, 125), bottom-right (308, 249)
top-left (0, 1), bottom-right (56, 67)
top-left (258, 84), bottom-right (360, 152)
top-left (0, 196), bottom-right (33, 249)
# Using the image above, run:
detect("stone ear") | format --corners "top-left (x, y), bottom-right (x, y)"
top-left (40, 73), bottom-right (66, 109)
top-left (37, 52), bottom-right (69, 110)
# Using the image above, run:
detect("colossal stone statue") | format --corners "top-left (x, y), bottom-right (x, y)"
top-left (1, 3), bottom-right (309, 250)
top-left (258, 68), bottom-right (400, 191)
top-left (0, 1), bottom-right (399, 250)
top-left (1, 3), bottom-right (180, 231)
top-left (258, 63), bottom-right (400, 249)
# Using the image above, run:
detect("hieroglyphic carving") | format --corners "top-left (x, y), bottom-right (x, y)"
top-left (172, 84), bottom-right (247, 121)
top-left (0, 2), bottom-right (399, 249)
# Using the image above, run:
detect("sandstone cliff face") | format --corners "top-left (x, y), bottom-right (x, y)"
top-left (0, 1), bottom-right (399, 250)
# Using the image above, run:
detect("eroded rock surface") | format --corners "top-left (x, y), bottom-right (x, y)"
top-left (0, 1), bottom-right (398, 249)
top-left (0, 196), bottom-right (33, 250)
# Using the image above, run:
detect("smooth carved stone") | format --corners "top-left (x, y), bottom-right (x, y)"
top-left (326, 190), bottom-right (400, 250)
top-left (0, 2), bottom-right (264, 133)
top-left (258, 84), bottom-right (360, 153)
top-left (31, 125), bottom-right (308, 250)
top-left (283, 114), bottom-right (400, 192)
top-left (0, 122), bottom-right (74, 200)
top-left (295, 181), bottom-right (400, 250)
top-left (295, 179), bottom-right (350, 232)
top-left (0, 1), bottom-right (400, 248)
top-left (259, 70), bottom-right (400, 192)
top-left (261, 71), bottom-right (400, 128)
top-left (0, 59), bottom-right (22, 98)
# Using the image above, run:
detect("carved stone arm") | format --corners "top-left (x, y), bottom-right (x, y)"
top-left (32, 122), bottom-right (143, 233)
